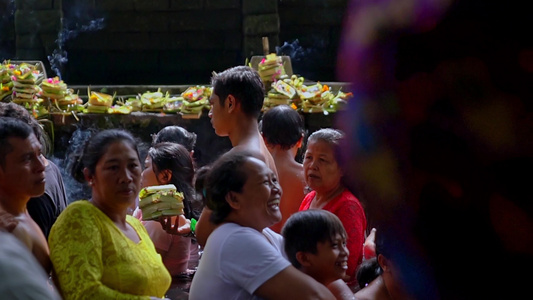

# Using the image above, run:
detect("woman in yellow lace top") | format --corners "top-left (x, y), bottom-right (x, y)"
top-left (48, 129), bottom-right (171, 300)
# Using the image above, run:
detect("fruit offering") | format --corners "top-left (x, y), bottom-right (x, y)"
top-left (42, 77), bottom-right (82, 112)
top-left (86, 87), bottom-right (115, 113)
top-left (163, 96), bottom-right (184, 113)
top-left (263, 75), bottom-right (353, 114)
top-left (258, 53), bottom-right (285, 83)
top-left (0, 62), bottom-right (15, 100)
top-left (140, 88), bottom-right (169, 112)
top-left (11, 63), bottom-right (44, 106)
top-left (180, 86), bottom-right (211, 118)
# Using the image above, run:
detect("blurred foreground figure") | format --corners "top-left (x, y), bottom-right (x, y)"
top-left (0, 231), bottom-right (60, 300)
top-left (338, 0), bottom-right (532, 298)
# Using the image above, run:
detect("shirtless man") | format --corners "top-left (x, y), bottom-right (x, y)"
top-left (0, 118), bottom-right (50, 273)
top-left (260, 105), bottom-right (306, 233)
top-left (195, 66), bottom-right (277, 247)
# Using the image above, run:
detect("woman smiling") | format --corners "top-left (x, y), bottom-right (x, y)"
top-left (189, 151), bottom-right (334, 300)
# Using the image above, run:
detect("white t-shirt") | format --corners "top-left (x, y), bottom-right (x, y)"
top-left (189, 223), bottom-right (291, 300)
top-left (0, 231), bottom-right (61, 300)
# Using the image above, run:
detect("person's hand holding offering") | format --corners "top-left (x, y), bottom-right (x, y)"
top-left (158, 215), bottom-right (191, 236)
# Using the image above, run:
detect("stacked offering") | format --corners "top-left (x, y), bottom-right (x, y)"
top-left (140, 88), bottom-right (168, 112)
top-left (0, 62), bottom-right (15, 100)
top-left (125, 97), bottom-right (142, 112)
top-left (42, 77), bottom-right (82, 112)
top-left (180, 86), bottom-right (211, 118)
top-left (263, 79), bottom-right (297, 111)
top-left (258, 53), bottom-right (284, 84)
top-left (86, 88), bottom-right (114, 113)
top-left (163, 96), bottom-right (184, 113)
top-left (11, 63), bottom-right (44, 107)
top-left (139, 184), bottom-right (184, 221)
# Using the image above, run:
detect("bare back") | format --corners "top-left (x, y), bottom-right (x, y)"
top-left (232, 132), bottom-right (278, 175)
top-left (195, 130), bottom-right (277, 247)
top-left (270, 155), bottom-right (305, 233)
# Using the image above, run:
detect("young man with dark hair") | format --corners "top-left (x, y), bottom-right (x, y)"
top-left (260, 105), bottom-right (306, 232)
top-left (194, 66), bottom-right (278, 247)
top-left (0, 117), bottom-right (50, 272)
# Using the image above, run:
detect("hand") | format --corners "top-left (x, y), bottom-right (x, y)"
top-left (158, 215), bottom-right (191, 236)
top-left (363, 228), bottom-right (377, 260)
top-left (0, 210), bottom-right (18, 232)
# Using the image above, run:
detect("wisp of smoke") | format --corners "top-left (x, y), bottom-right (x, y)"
top-left (47, 18), bottom-right (105, 79)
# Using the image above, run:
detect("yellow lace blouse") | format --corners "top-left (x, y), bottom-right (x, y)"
top-left (49, 200), bottom-right (171, 300)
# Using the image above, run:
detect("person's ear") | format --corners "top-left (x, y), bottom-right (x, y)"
top-left (83, 167), bottom-right (94, 186)
top-left (296, 135), bottom-right (304, 149)
top-left (157, 169), bottom-right (172, 184)
top-left (225, 191), bottom-right (240, 209)
top-left (226, 94), bottom-right (237, 113)
top-left (296, 251), bottom-right (313, 267)
top-left (378, 254), bottom-right (390, 272)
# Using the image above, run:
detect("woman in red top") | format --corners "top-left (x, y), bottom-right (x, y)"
top-left (299, 128), bottom-right (367, 290)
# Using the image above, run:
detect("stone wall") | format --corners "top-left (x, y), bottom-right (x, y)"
top-left (278, 0), bottom-right (348, 82)
top-left (4, 0), bottom-right (347, 84)
top-left (0, 0), bottom-right (18, 60)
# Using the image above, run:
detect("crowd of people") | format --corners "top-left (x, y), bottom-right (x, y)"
top-left (0, 65), bottom-right (373, 299)
top-left (1, 0), bottom-right (531, 297)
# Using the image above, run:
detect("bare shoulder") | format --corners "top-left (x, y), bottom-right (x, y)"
top-left (327, 279), bottom-right (355, 300)
top-left (11, 220), bottom-right (33, 249)
top-left (14, 214), bottom-right (50, 265)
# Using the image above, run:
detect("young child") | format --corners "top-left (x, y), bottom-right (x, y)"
top-left (283, 210), bottom-right (355, 300)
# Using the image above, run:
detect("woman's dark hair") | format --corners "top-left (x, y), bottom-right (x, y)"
top-left (282, 210), bottom-right (347, 269)
top-left (69, 129), bottom-right (141, 183)
top-left (261, 105), bottom-right (304, 150)
top-left (211, 66), bottom-right (264, 119)
top-left (149, 142), bottom-right (198, 220)
top-left (152, 125), bottom-right (197, 152)
top-left (0, 117), bottom-right (34, 167)
top-left (205, 151), bottom-right (255, 224)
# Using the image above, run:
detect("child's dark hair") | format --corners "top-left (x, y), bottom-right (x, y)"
top-left (356, 257), bottom-right (382, 289)
top-left (148, 142), bottom-right (198, 220)
top-left (193, 165), bottom-right (211, 207)
top-left (282, 210), bottom-right (347, 269)
top-left (261, 105), bottom-right (304, 150)
top-left (69, 129), bottom-right (141, 183)
top-left (356, 228), bottom-right (387, 289)
top-left (211, 66), bottom-right (264, 119)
